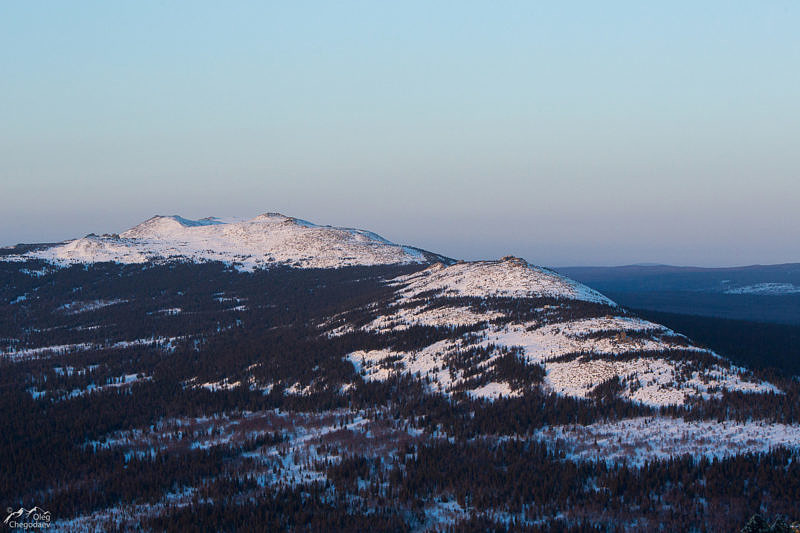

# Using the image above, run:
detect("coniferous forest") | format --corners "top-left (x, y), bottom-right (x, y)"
top-left (1, 259), bottom-right (799, 531)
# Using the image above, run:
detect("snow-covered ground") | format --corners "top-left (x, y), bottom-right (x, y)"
top-left (30, 373), bottom-right (151, 400)
top-left (483, 319), bottom-right (694, 362)
top-left (71, 407), bottom-right (800, 530)
top-left (363, 305), bottom-right (503, 333)
top-left (0, 336), bottom-right (181, 362)
top-left (52, 488), bottom-right (199, 533)
top-left (150, 307), bottom-right (182, 316)
top-left (535, 417), bottom-right (800, 465)
top-left (392, 258), bottom-right (614, 304)
top-left (56, 299), bottom-right (127, 315)
top-left (88, 408), bottom-right (423, 489)
top-left (342, 260), bottom-right (779, 406)
top-left (18, 213), bottom-right (436, 270)
top-left (545, 357), bottom-right (777, 406)
top-left (723, 282), bottom-right (800, 295)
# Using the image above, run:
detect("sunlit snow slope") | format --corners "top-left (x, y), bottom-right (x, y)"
top-left (330, 258), bottom-right (778, 407)
top-left (22, 213), bottom-right (445, 269)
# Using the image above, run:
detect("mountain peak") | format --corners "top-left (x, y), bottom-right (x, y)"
top-left (397, 258), bottom-right (615, 304)
top-left (21, 212), bottom-right (437, 270)
top-left (500, 255), bottom-right (529, 267)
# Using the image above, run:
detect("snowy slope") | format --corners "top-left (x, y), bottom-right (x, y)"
top-left (21, 213), bottom-right (444, 270)
top-left (333, 259), bottom-right (779, 406)
top-left (393, 257), bottom-right (614, 304)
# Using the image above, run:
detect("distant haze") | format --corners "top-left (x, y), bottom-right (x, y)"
top-left (2, 2), bottom-right (799, 267)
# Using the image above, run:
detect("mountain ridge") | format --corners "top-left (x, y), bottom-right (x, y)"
top-left (0, 214), bottom-right (788, 406)
top-left (11, 212), bottom-right (452, 270)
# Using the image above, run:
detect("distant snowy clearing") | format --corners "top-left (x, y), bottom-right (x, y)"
top-left (535, 417), bottom-right (800, 465)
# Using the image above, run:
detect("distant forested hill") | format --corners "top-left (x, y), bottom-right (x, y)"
top-left (559, 264), bottom-right (800, 324)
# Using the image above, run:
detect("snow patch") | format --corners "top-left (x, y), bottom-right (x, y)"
top-left (57, 299), bottom-right (127, 315)
top-left (724, 282), bottom-right (800, 295)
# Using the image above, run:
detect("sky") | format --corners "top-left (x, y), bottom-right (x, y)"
top-left (1, 1), bottom-right (798, 267)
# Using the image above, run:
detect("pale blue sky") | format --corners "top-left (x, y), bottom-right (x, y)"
top-left (1, 1), bottom-right (798, 266)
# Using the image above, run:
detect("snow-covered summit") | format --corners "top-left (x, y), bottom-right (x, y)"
top-left (393, 256), bottom-right (615, 304)
top-left (23, 213), bottom-right (446, 270)
top-left (120, 215), bottom-right (227, 239)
